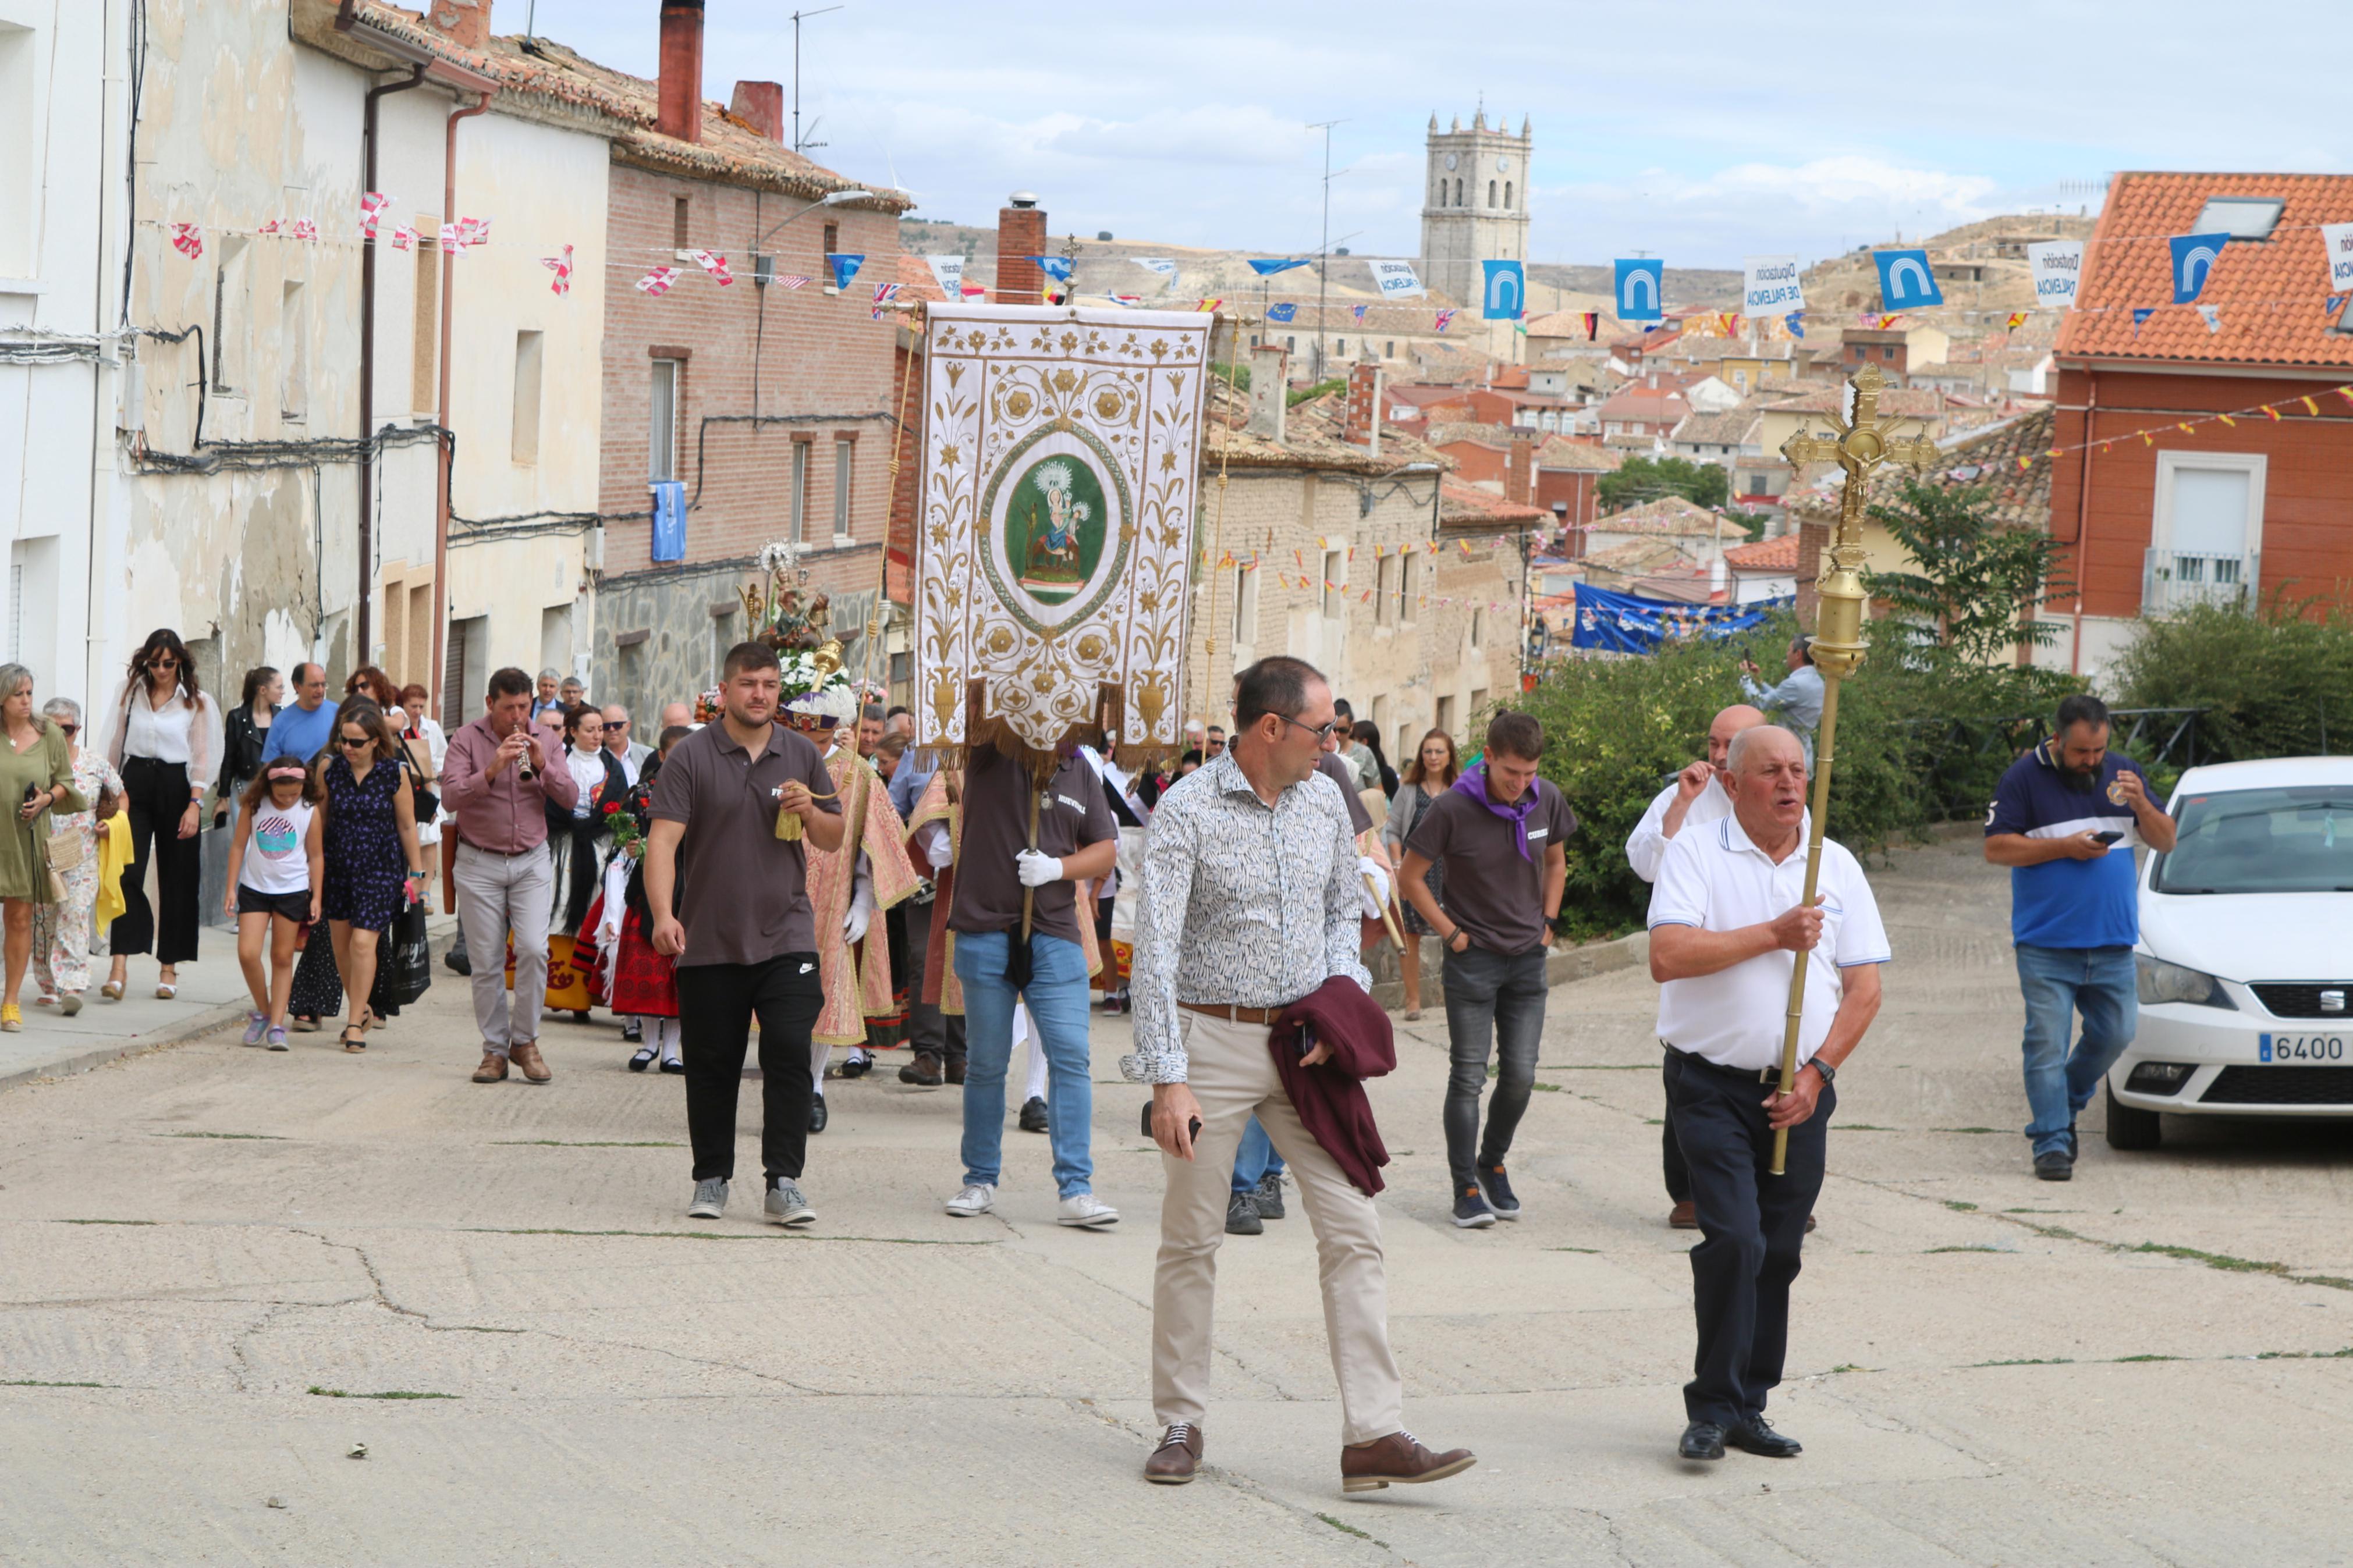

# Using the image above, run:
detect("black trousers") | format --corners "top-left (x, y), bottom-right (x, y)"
top-left (1663, 1048), bottom-right (1832, 1427)
top-left (113, 756), bottom-right (203, 965)
top-left (677, 953), bottom-right (824, 1183)
top-left (902, 897), bottom-right (965, 1065)
top-left (1663, 1060), bottom-right (1691, 1203)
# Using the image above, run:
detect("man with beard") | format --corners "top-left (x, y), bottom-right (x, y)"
top-left (1983, 694), bottom-right (2175, 1182)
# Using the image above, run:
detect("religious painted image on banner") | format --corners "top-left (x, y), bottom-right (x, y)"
top-left (1009, 457), bottom-right (1106, 603)
top-left (976, 421), bottom-right (1134, 635)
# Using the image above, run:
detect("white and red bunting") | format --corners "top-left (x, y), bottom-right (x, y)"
top-left (359, 192), bottom-right (391, 238)
top-left (541, 246), bottom-right (574, 296)
top-left (257, 218), bottom-right (281, 236)
top-left (636, 267), bottom-right (681, 296)
top-left (773, 273), bottom-right (811, 290)
top-left (460, 216), bottom-right (491, 247)
top-left (288, 218), bottom-right (318, 241)
top-left (688, 249), bottom-right (733, 286)
top-left (390, 224), bottom-right (417, 253)
top-left (438, 223), bottom-right (464, 254)
top-left (169, 223), bottom-right (203, 259)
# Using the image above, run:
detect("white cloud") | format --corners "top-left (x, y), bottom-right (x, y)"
top-left (1540, 157), bottom-right (2005, 266)
top-left (1041, 105), bottom-right (1315, 168)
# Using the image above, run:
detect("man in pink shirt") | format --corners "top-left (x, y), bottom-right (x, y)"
top-left (442, 667), bottom-right (577, 1084)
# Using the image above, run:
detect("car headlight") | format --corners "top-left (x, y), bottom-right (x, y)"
top-left (2135, 954), bottom-right (2237, 1009)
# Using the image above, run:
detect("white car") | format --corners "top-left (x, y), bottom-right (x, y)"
top-left (2108, 756), bottom-right (2353, 1149)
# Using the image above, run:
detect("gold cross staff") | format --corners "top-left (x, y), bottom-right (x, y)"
top-left (1765, 364), bottom-right (1936, 1175)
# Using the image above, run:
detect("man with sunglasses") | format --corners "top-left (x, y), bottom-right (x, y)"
top-left (601, 704), bottom-right (652, 785)
top-left (1127, 654), bottom-right (1472, 1494)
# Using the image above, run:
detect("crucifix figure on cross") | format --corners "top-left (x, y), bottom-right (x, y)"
top-left (1762, 361), bottom-right (1938, 1174)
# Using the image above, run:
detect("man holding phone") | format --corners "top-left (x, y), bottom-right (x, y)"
top-left (1124, 655), bottom-right (1473, 1494)
top-left (1984, 694), bottom-right (2176, 1181)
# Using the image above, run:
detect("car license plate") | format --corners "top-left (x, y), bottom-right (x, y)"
top-left (2260, 1034), bottom-right (2347, 1062)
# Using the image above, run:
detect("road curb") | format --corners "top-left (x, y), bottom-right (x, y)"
top-left (0, 997), bottom-right (252, 1095)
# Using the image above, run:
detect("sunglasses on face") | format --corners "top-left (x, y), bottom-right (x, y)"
top-left (1280, 715), bottom-right (1340, 742)
top-left (339, 735), bottom-right (372, 749)
top-left (56, 724), bottom-right (77, 736)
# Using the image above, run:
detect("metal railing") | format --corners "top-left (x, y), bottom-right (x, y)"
top-left (2143, 548), bottom-right (2258, 614)
top-left (1907, 707), bottom-right (2204, 818)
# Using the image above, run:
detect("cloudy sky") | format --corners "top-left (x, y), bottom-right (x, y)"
top-left (524, 0), bottom-right (2341, 269)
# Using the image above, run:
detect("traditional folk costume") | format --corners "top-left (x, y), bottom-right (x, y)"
top-left (806, 748), bottom-right (921, 1090)
top-left (577, 778), bottom-right (682, 1070)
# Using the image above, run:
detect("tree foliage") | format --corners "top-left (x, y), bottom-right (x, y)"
top-left (2110, 599), bottom-right (2353, 763)
top-left (1863, 480), bottom-right (2069, 663)
top-left (1596, 456), bottom-right (1729, 515)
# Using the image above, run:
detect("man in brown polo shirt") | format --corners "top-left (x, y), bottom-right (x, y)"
top-left (646, 642), bottom-right (844, 1227)
top-left (942, 740), bottom-right (1120, 1226)
top-left (1400, 709), bottom-right (1575, 1228)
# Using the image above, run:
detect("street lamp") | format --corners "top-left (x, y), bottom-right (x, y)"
top-left (754, 187), bottom-right (874, 283)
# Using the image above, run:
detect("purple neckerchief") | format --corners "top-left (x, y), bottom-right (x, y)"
top-left (1451, 764), bottom-right (1538, 862)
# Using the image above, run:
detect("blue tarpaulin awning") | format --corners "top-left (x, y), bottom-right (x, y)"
top-left (1567, 583), bottom-right (1791, 655)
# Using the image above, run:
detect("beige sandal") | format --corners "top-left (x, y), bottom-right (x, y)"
top-left (155, 983), bottom-right (177, 1000)
top-left (100, 981), bottom-right (124, 1001)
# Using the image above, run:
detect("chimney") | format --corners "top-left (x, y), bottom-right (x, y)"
top-left (995, 193), bottom-right (1047, 304)
top-left (1341, 360), bottom-right (1382, 454)
top-left (419, 0), bottom-right (492, 51)
top-left (730, 80), bottom-right (785, 143)
top-left (1246, 344), bottom-right (1288, 443)
top-left (657, 0), bottom-right (705, 144)
top-left (1504, 431), bottom-right (1536, 506)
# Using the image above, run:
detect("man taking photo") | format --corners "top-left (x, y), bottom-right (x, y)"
top-left (1984, 693), bottom-right (2175, 1181)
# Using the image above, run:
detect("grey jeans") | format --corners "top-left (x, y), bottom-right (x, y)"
top-left (451, 840), bottom-right (554, 1054)
top-left (1441, 943), bottom-right (1550, 1190)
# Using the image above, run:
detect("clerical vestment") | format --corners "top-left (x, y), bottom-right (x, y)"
top-left (806, 753), bottom-right (921, 1046)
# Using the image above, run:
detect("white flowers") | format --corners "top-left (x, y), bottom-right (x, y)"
top-left (758, 540), bottom-right (804, 578)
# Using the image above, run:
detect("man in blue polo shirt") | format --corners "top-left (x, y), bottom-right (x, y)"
top-left (1984, 694), bottom-right (2176, 1181)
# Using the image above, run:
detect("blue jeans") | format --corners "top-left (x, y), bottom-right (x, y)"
top-left (1231, 1115), bottom-right (1286, 1194)
top-left (2014, 943), bottom-right (2138, 1157)
top-left (1442, 943), bottom-right (1550, 1190)
top-left (954, 930), bottom-right (1095, 1197)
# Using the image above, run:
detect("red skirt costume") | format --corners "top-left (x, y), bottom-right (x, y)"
top-left (576, 887), bottom-right (680, 1019)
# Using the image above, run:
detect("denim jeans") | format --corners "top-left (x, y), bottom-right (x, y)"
top-left (1441, 943), bottom-right (1550, 1190)
top-left (2014, 943), bottom-right (2138, 1157)
top-left (954, 930), bottom-right (1095, 1197)
top-left (1230, 1115), bottom-right (1287, 1195)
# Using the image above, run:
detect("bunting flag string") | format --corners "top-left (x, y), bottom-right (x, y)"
top-left (169, 222), bottom-right (203, 259)
top-left (541, 246), bottom-right (573, 297)
top-left (359, 192), bottom-right (390, 239)
top-left (871, 281), bottom-right (900, 320)
top-left (634, 266), bottom-right (680, 296)
top-left (688, 250), bottom-right (734, 286)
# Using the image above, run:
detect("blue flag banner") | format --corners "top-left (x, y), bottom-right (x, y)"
top-left (1568, 584), bottom-right (1791, 655)
top-left (2329, 293), bottom-right (2350, 320)
top-left (1266, 302), bottom-right (1297, 322)
top-left (650, 480), bottom-right (687, 564)
top-left (1247, 258), bottom-right (1309, 276)
top-left (1481, 258), bottom-right (1527, 320)
top-left (1613, 258), bottom-right (1664, 322)
top-left (826, 253), bottom-right (865, 290)
top-left (2132, 307), bottom-right (2156, 335)
top-left (1872, 248), bottom-right (1944, 310)
top-left (2168, 232), bottom-right (2228, 304)
top-left (1784, 311), bottom-right (1806, 339)
top-left (1030, 255), bottom-right (1075, 282)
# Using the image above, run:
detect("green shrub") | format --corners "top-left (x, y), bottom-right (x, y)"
top-left (2109, 602), bottom-right (2353, 762)
top-left (1522, 614), bottom-right (2078, 938)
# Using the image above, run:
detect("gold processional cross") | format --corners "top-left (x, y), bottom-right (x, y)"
top-left (1764, 362), bottom-right (1939, 1174)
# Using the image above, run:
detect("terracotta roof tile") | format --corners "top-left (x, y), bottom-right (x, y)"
top-left (1594, 495), bottom-right (1734, 538)
top-left (1724, 534), bottom-right (1798, 571)
top-left (1534, 436), bottom-right (1623, 472)
top-left (2057, 172), bottom-right (2353, 368)
top-left (1440, 482), bottom-right (1548, 526)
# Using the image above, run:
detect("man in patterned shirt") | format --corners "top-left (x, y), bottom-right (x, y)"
top-left (1125, 655), bottom-right (1475, 1495)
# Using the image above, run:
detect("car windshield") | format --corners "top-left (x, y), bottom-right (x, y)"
top-left (2151, 785), bottom-right (2353, 894)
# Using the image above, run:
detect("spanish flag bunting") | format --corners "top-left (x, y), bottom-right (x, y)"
top-left (1457, 539), bottom-right (1474, 557)
top-left (2177, 422), bottom-right (2197, 436)
top-left (2336, 386), bottom-right (2353, 407)
top-left (2217, 413), bottom-right (2236, 427)
top-left (1315, 536), bottom-right (1328, 549)
top-left (2262, 406), bottom-right (2281, 421)
top-left (1218, 550), bottom-right (1234, 569)
top-left (1372, 543), bottom-right (1383, 558)
top-left (2006, 312), bottom-right (2028, 329)
top-left (2016, 456), bottom-right (2033, 473)
top-left (2140, 431), bottom-right (2153, 446)
top-left (1293, 548), bottom-right (1304, 567)
top-left (2301, 395), bottom-right (2320, 415)
top-left (1195, 298), bottom-right (1222, 312)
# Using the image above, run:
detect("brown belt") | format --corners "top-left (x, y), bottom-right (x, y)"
top-left (1180, 1000), bottom-right (1286, 1026)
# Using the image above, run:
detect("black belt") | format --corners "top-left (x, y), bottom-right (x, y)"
top-left (1663, 1042), bottom-right (1786, 1085)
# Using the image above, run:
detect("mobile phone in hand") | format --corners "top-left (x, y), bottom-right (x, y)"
top-left (1138, 1102), bottom-right (1202, 1143)
top-left (2092, 830), bottom-right (2124, 845)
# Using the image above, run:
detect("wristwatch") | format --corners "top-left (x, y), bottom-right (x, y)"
top-left (1805, 1058), bottom-right (1836, 1087)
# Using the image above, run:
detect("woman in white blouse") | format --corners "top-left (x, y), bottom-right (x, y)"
top-left (102, 629), bottom-right (223, 1001)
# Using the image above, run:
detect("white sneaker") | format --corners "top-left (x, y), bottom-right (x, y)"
top-left (944, 1183), bottom-right (996, 1217)
top-left (1057, 1192), bottom-right (1120, 1228)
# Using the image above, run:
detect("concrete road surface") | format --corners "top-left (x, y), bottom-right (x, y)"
top-left (3, 833), bottom-right (2351, 1565)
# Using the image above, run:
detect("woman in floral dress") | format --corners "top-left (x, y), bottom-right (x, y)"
top-left (33, 698), bottom-right (122, 1013)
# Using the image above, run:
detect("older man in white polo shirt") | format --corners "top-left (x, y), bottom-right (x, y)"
top-left (1646, 724), bottom-right (1887, 1464)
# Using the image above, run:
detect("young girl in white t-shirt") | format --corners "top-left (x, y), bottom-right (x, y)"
top-left (223, 760), bottom-right (324, 1050)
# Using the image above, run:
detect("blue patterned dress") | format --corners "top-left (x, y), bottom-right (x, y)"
top-left (320, 752), bottom-right (404, 932)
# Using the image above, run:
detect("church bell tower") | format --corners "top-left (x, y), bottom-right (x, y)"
top-left (1418, 108), bottom-right (1532, 309)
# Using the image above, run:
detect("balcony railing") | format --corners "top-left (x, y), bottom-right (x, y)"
top-left (2143, 548), bottom-right (2258, 613)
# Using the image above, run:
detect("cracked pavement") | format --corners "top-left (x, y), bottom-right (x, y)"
top-left (3, 832), bottom-right (2351, 1564)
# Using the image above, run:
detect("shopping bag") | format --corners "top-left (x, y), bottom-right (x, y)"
top-left (369, 901), bottom-right (432, 1012)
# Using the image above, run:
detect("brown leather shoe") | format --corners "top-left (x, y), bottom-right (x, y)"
top-left (1142, 1423), bottom-right (1202, 1485)
top-left (1669, 1200), bottom-right (1698, 1229)
top-left (511, 1041), bottom-right (552, 1084)
top-left (899, 1051), bottom-right (945, 1087)
top-left (471, 1051), bottom-right (507, 1084)
top-left (1340, 1430), bottom-right (1476, 1493)
top-left (943, 1055), bottom-right (967, 1085)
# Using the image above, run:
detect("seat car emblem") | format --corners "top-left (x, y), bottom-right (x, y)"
top-left (2322, 989), bottom-right (2346, 1014)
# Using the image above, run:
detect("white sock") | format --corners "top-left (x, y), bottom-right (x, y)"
top-left (811, 1039), bottom-right (831, 1088)
top-left (656, 1017), bottom-right (682, 1066)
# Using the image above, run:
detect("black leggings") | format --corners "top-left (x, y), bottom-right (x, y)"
top-left (113, 756), bottom-right (203, 965)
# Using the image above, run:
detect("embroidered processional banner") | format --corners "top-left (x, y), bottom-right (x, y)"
top-left (913, 304), bottom-right (1212, 769)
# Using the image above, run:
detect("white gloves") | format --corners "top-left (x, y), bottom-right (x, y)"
top-left (1358, 856), bottom-right (1390, 919)
top-left (1016, 849), bottom-right (1063, 888)
top-left (844, 877), bottom-right (874, 944)
top-left (920, 823), bottom-right (954, 870)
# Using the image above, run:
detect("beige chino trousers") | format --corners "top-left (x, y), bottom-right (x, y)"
top-left (1152, 1008), bottom-right (1404, 1446)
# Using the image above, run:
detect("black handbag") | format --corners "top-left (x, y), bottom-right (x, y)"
top-left (368, 899), bottom-right (432, 1014)
top-left (400, 742), bottom-right (439, 821)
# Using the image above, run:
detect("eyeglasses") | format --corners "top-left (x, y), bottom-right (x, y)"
top-left (338, 735), bottom-right (371, 749)
top-left (1278, 715), bottom-right (1340, 742)
top-left (56, 724), bottom-right (76, 736)
top-left (150, 657), bottom-right (179, 670)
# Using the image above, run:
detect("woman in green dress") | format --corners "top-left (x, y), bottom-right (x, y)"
top-left (0, 663), bottom-right (88, 1032)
